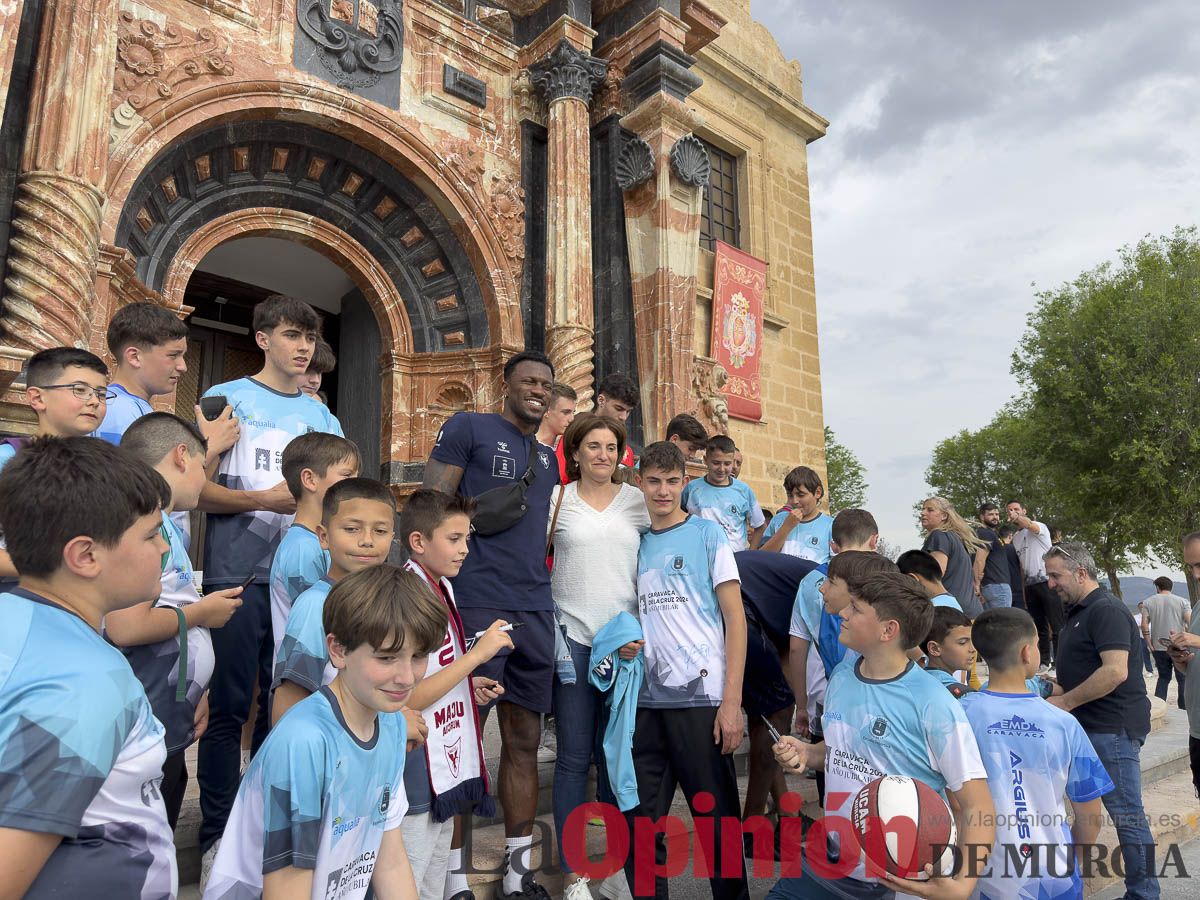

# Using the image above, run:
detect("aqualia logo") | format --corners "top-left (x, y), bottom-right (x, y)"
top-left (332, 816), bottom-right (362, 839)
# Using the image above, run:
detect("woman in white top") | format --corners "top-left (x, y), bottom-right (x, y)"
top-left (547, 413), bottom-right (649, 900)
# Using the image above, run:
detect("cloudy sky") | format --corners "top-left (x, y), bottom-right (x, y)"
top-left (751, 0), bottom-right (1200, 570)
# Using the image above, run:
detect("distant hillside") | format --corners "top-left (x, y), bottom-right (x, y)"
top-left (1108, 576), bottom-right (1189, 610)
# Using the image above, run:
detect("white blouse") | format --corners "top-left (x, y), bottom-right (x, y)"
top-left (548, 481), bottom-right (651, 646)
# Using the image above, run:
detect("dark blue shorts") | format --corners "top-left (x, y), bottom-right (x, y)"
top-left (458, 606), bottom-right (555, 714)
top-left (742, 614), bottom-right (795, 716)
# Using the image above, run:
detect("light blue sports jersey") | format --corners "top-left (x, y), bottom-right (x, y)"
top-left (762, 510), bottom-right (833, 563)
top-left (0, 589), bottom-right (177, 899)
top-left (203, 687), bottom-right (407, 900)
top-left (0, 442), bottom-right (17, 591)
top-left (0, 442), bottom-right (17, 469)
top-left (274, 577), bottom-right (336, 696)
top-left (821, 659), bottom-right (987, 884)
top-left (681, 477), bottom-right (765, 552)
top-left (270, 524), bottom-right (329, 659)
top-left (202, 378), bottom-right (343, 587)
top-left (115, 512), bottom-right (214, 752)
top-left (95, 383), bottom-right (153, 446)
top-left (961, 690), bottom-right (1114, 900)
top-left (930, 591), bottom-right (964, 611)
top-left (636, 516), bottom-right (740, 708)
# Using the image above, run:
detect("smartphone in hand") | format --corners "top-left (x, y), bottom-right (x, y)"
top-left (199, 395), bottom-right (228, 421)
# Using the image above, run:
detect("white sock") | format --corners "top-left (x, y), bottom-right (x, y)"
top-left (444, 847), bottom-right (467, 900)
top-left (503, 836), bottom-right (533, 893)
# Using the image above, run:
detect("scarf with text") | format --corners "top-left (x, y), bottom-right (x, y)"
top-left (404, 560), bottom-right (494, 821)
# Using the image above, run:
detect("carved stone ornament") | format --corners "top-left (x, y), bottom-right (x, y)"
top-left (615, 136), bottom-right (655, 191)
top-left (113, 12), bottom-right (234, 114)
top-left (670, 133), bottom-right (712, 188)
top-left (486, 174), bottom-right (526, 261)
top-left (529, 39), bottom-right (607, 105)
top-left (296, 0), bottom-right (403, 89)
top-left (692, 359), bottom-right (730, 435)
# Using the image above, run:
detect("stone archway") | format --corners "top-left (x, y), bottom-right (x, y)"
top-left (113, 120), bottom-right (489, 354)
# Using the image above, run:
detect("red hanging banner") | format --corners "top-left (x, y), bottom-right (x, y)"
top-left (710, 240), bottom-right (767, 422)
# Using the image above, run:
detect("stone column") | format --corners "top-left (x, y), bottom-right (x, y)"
top-left (530, 38), bottom-right (606, 407)
top-left (1, 0), bottom-right (119, 360)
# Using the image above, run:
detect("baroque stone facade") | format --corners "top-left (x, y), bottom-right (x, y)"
top-left (0, 0), bottom-right (827, 507)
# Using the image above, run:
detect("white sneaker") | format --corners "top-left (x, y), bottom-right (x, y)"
top-left (564, 877), bottom-right (593, 900)
top-left (199, 839), bottom-right (221, 893)
top-left (598, 873), bottom-right (631, 900)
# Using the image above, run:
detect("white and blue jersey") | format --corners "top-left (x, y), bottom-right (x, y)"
top-left (274, 577), bottom-right (336, 696)
top-left (115, 512), bottom-right (214, 753)
top-left (203, 687), bottom-right (408, 900)
top-left (762, 510), bottom-right (833, 563)
top-left (0, 589), bottom-right (177, 899)
top-left (95, 383), bottom-right (153, 446)
top-left (270, 524), bottom-right (329, 659)
top-left (0, 441), bottom-right (19, 591)
top-left (961, 689), bottom-right (1114, 900)
top-left (202, 378), bottom-right (342, 587)
top-left (821, 659), bottom-right (986, 884)
top-left (681, 477), bottom-right (765, 552)
top-left (637, 516), bottom-right (740, 708)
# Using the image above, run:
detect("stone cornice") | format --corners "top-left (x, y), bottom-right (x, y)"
top-left (696, 42), bottom-right (828, 141)
top-left (530, 38), bottom-right (607, 104)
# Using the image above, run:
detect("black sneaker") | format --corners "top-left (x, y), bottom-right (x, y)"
top-left (496, 870), bottom-right (551, 900)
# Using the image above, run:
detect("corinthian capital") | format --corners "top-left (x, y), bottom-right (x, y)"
top-left (529, 39), bottom-right (607, 105)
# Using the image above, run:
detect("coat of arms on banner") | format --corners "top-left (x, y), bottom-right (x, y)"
top-left (446, 736), bottom-right (462, 778)
top-left (710, 241), bottom-right (768, 422)
top-left (721, 292), bottom-right (758, 369)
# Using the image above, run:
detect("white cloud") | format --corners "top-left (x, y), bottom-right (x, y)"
top-left (752, 0), bottom-right (1200, 574)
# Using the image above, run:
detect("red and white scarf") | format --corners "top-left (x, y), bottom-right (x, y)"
top-left (404, 560), bottom-right (494, 822)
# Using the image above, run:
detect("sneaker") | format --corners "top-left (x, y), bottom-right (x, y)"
top-left (537, 728), bottom-right (557, 763)
top-left (564, 877), bottom-right (593, 900)
top-left (498, 871), bottom-right (551, 900)
top-left (598, 873), bottom-right (632, 900)
top-left (199, 839), bottom-right (221, 893)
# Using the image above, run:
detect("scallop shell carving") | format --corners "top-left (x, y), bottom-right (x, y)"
top-left (615, 137), bottom-right (655, 191)
top-left (670, 134), bottom-right (711, 188)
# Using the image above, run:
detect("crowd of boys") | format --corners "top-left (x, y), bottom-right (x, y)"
top-left (0, 294), bottom-right (1174, 900)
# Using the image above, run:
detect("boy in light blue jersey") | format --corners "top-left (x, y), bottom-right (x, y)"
top-left (682, 434), bottom-right (766, 551)
top-left (770, 572), bottom-right (994, 900)
top-left (197, 294), bottom-right (344, 867)
top-left (270, 432), bottom-right (361, 657)
top-left (0, 347), bottom-right (113, 586)
top-left (962, 608), bottom-right (1112, 900)
top-left (107, 413), bottom-right (245, 828)
top-left (95, 303), bottom-right (240, 547)
top-left (625, 441), bottom-right (748, 900)
top-left (273, 478), bottom-right (397, 723)
top-left (897, 549), bottom-right (964, 611)
top-left (761, 465), bottom-right (833, 563)
top-left (786, 511), bottom-right (883, 740)
top-left (0, 437), bottom-right (177, 899)
top-left (204, 564), bottom-right (449, 900)
top-left (919, 606), bottom-right (976, 699)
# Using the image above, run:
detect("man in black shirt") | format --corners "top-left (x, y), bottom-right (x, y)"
top-left (1046, 542), bottom-right (1158, 900)
top-left (974, 503), bottom-right (1012, 609)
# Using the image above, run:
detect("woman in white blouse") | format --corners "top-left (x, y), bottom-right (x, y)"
top-left (547, 413), bottom-right (649, 900)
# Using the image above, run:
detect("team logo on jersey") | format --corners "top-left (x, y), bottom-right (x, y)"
top-left (810, 535), bottom-right (819, 545)
top-left (870, 717), bottom-right (888, 737)
top-left (729, 504), bottom-right (738, 515)
top-left (497, 441), bottom-right (509, 452)
top-left (672, 556), bottom-right (685, 570)
top-left (255, 448), bottom-right (271, 471)
top-left (539, 451), bottom-right (550, 469)
top-left (987, 715), bottom-right (1045, 739)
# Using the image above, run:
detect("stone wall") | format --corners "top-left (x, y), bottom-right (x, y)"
top-left (690, 1), bottom-right (828, 511)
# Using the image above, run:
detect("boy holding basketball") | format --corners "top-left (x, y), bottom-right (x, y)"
top-left (769, 572), bottom-right (994, 900)
top-left (961, 608), bottom-right (1111, 900)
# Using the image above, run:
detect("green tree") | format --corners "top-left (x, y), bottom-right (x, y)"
top-left (1011, 227), bottom-right (1200, 597)
top-left (824, 426), bottom-right (868, 514)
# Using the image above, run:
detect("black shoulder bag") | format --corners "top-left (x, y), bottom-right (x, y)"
top-left (470, 436), bottom-right (538, 536)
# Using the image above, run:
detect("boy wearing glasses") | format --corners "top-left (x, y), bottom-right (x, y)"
top-left (0, 347), bottom-right (113, 582)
